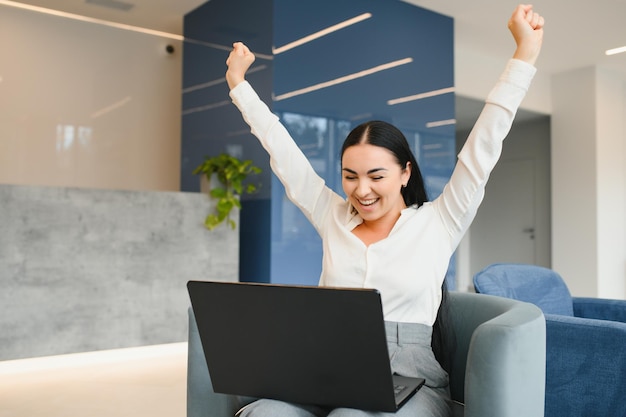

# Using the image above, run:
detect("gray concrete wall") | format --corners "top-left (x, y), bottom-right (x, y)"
top-left (0, 184), bottom-right (239, 360)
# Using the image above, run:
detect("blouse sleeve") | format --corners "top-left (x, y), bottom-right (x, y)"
top-left (229, 81), bottom-right (338, 232)
top-left (433, 59), bottom-right (537, 248)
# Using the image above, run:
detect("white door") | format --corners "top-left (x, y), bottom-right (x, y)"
top-left (469, 158), bottom-right (536, 276)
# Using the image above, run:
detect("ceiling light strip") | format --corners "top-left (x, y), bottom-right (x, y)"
top-left (274, 57), bottom-right (413, 101)
top-left (0, 0), bottom-right (274, 58)
top-left (606, 46), bottom-right (626, 56)
top-left (426, 119), bottom-right (456, 128)
top-left (182, 78), bottom-right (225, 94)
top-left (349, 112), bottom-right (374, 121)
top-left (273, 12), bottom-right (372, 55)
top-left (225, 129), bottom-right (251, 137)
top-left (183, 65), bottom-right (268, 94)
top-left (184, 38), bottom-right (272, 60)
top-left (387, 86), bottom-right (455, 106)
top-left (182, 100), bottom-right (231, 116)
top-left (0, 0), bottom-right (184, 40)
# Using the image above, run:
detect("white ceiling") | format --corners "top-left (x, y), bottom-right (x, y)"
top-left (15, 0), bottom-right (626, 78)
top-left (407, 0), bottom-right (626, 80)
top-left (9, 0), bottom-right (206, 34)
top-left (405, 0), bottom-right (626, 128)
top-left (10, 0), bottom-right (626, 128)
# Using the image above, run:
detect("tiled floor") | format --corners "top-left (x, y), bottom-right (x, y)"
top-left (0, 343), bottom-right (187, 417)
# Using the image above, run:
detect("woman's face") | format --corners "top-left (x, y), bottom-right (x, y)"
top-left (341, 143), bottom-right (410, 223)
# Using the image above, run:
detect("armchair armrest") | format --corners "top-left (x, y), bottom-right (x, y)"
top-left (572, 297), bottom-right (626, 323)
top-left (187, 307), bottom-right (240, 417)
top-left (448, 292), bottom-right (546, 417)
top-left (545, 314), bottom-right (626, 417)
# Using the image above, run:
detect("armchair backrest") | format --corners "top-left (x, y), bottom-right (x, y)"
top-left (473, 263), bottom-right (574, 316)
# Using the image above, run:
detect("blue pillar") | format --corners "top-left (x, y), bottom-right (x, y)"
top-left (182, 0), bottom-right (454, 286)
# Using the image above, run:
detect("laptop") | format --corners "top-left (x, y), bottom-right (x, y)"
top-left (187, 280), bottom-right (425, 412)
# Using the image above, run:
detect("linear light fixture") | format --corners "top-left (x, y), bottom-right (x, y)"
top-left (0, 0), bottom-right (274, 60)
top-left (182, 100), bottom-right (231, 116)
top-left (273, 12), bottom-right (372, 55)
top-left (349, 112), bottom-right (374, 121)
top-left (182, 78), bottom-right (226, 95)
top-left (0, 0), bottom-right (184, 40)
top-left (422, 143), bottom-right (443, 150)
top-left (274, 57), bottom-right (413, 101)
top-left (387, 86), bottom-right (455, 106)
top-left (606, 46), bottom-right (626, 56)
top-left (183, 65), bottom-right (268, 94)
top-left (0, 0), bottom-right (275, 60)
top-left (426, 119), bottom-right (456, 128)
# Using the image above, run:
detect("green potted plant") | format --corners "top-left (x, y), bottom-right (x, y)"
top-left (193, 153), bottom-right (261, 230)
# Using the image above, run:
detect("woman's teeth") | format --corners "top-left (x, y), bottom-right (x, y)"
top-left (359, 198), bottom-right (378, 206)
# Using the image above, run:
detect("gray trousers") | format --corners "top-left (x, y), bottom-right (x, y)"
top-left (236, 321), bottom-right (452, 417)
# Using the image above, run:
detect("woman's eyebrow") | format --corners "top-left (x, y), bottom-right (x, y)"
top-left (341, 167), bottom-right (388, 174)
top-left (367, 168), bottom-right (387, 174)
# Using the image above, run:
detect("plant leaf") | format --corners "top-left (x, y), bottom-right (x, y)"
top-left (194, 152), bottom-right (262, 231)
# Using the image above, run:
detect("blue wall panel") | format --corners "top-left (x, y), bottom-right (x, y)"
top-left (182, 0), bottom-right (274, 283)
top-left (183, 0), bottom-right (455, 286)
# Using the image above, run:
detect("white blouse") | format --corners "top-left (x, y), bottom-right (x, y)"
top-left (230, 59), bottom-right (536, 325)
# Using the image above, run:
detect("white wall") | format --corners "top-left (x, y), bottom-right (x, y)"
top-left (457, 46), bottom-right (626, 299)
top-left (0, 5), bottom-right (182, 192)
top-left (595, 68), bottom-right (626, 297)
top-left (551, 66), bottom-right (626, 298)
top-left (455, 116), bottom-right (551, 292)
top-left (454, 43), bottom-right (552, 115)
top-left (550, 68), bottom-right (598, 294)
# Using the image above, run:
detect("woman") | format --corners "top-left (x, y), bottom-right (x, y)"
top-left (225, 4), bottom-right (544, 416)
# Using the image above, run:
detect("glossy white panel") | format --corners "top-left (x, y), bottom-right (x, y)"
top-left (0, 5), bottom-right (182, 191)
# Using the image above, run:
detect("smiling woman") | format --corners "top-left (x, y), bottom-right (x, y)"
top-left (341, 136), bottom-right (413, 244)
top-left (221, 5), bottom-right (545, 416)
top-left (342, 159), bottom-right (406, 243)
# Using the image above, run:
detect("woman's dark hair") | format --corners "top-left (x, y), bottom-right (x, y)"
top-left (341, 121), bottom-right (428, 208)
top-left (432, 280), bottom-right (455, 374)
top-left (341, 120), bottom-right (455, 373)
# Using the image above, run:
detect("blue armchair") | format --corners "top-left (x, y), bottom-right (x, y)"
top-left (473, 263), bottom-right (626, 417)
top-left (187, 291), bottom-right (546, 417)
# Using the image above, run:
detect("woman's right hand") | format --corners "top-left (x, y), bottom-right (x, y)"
top-left (509, 4), bottom-right (545, 66)
top-left (226, 42), bottom-right (256, 90)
